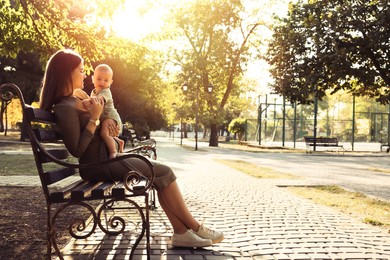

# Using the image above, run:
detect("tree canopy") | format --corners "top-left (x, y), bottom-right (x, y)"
top-left (165, 0), bottom-right (268, 146)
top-left (1, 0), bottom-right (170, 132)
top-left (267, 0), bottom-right (390, 105)
top-left (1, 0), bottom-right (282, 139)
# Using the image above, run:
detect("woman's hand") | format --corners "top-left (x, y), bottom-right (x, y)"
top-left (86, 97), bottom-right (103, 120)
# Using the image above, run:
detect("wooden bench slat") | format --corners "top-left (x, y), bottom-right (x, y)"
top-left (50, 181), bottom-right (117, 202)
top-left (38, 149), bottom-right (69, 163)
top-left (91, 182), bottom-right (116, 198)
top-left (34, 129), bottom-right (61, 142)
top-left (112, 182), bottom-right (147, 197)
top-left (43, 167), bottom-right (77, 186)
top-left (71, 182), bottom-right (103, 200)
top-left (26, 106), bottom-right (55, 123)
top-left (112, 182), bottom-right (126, 197)
top-left (50, 180), bottom-right (87, 203)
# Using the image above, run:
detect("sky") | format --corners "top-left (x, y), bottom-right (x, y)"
top-left (110, 1), bottom-right (173, 42)
top-left (109, 0), bottom-right (290, 41)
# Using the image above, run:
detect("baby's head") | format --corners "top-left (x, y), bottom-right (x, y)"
top-left (92, 64), bottom-right (113, 91)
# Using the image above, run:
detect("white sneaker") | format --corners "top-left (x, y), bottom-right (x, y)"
top-left (171, 229), bottom-right (212, 248)
top-left (196, 224), bottom-right (224, 244)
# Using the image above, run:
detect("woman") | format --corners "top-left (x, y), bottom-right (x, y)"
top-left (39, 49), bottom-right (224, 248)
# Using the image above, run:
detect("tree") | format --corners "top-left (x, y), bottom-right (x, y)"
top-left (1, 0), bottom-right (171, 132)
top-left (0, 0), bottom-right (125, 101)
top-left (88, 46), bottom-right (169, 132)
top-left (0, 0), bottom-right (125, 64)
top-left (267, 0), bottom-right (390, 105)
top-left (165, 0), bottom-right (268, 147)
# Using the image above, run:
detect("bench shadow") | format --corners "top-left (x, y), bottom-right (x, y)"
top-left (61, 204), bottom-right (240, 259)
top-left (70, 233), bottom-right (237, 259)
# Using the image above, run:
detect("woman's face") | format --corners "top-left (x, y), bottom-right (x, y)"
top-left (70, 62), bottom-right (86, 93)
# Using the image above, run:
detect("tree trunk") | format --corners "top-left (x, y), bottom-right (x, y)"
top-left (20, 123), bottom-right (29, 141)
top-left (183, 123), bottom-right (188, 138)
top-left (0, 101), bottom-right (6, 132)
top-left (209, 123), bottom-right (219, 147)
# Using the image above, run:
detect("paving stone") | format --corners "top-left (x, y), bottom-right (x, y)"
top-left (310, 254), bottom-right (333, 260)
top-left (2, 138), bottom-right (390, 259)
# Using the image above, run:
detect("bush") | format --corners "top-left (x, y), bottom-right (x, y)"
top-left (228, 118), bottom-right (246, 141)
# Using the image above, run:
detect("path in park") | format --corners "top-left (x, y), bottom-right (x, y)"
top-left (0, 137), bottom-right (390, 259)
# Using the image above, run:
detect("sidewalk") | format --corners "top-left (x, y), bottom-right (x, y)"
top-left (1, 138), bottom-right (390, 259)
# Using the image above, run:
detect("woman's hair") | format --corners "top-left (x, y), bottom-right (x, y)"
top-left (39, 49), bottom-right (83, 111)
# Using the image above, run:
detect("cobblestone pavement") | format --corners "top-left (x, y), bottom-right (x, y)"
top-left (1, 138), bottom-right (390, 259)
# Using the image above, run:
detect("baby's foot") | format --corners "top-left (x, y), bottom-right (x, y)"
top-left (118, 139), bottom-right (124, 153)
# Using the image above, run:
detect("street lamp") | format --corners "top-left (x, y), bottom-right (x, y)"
top-left (182, 81), bottom-right (213, 151)
top-left (206, 83), bottom-right (213, 93)
top-left (182, 83), bottom-right (188, 146)
top-left (172, 102), bottom-right (177, 141)
top-left (182, 83), bottom-right (188, 92)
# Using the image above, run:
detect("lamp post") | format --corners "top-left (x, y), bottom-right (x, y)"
top-left (172, 102), bottom-right (177, 141)
top-left (182, 81), bottom-right (213, 151)
top-left (180, 116), bottom-right (183, 145)
top-left (181, 84), bottom-right (188, 146)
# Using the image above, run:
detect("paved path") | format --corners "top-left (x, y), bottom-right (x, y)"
top-left (1, 138), bottom-right (390, 259)
top-left (202, 144), bottom-right (390, 203)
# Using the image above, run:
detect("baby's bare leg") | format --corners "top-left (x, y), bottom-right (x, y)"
top-left (101, 119), bottom-right (118, 159)
top-left (114, 137), bottom-right (125, 152)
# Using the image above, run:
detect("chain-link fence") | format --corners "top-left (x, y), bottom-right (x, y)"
top-left (245, 94), bottom-right (390, 150)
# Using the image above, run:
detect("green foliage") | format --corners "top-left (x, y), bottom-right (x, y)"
top-left (165, 0), bottom-right (266, 145)
top-left (228, 117), bottom-right (246, 141)
top-left (0, 0), bottom-right (121, 66)
top-left (81, 42), bottom-right (169, 131)
top-left (267, 0), bottom-right (390, 104)
top-left (0, 0), bottom-right (123, 102)
top-left (0, 0), bottom-right (279, 135)
top-left (0, 0), bottom-right (170, 130)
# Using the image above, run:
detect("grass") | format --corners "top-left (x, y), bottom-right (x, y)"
top-left (367, 167), bottom-right (390, 174)
top-left (287, 185), bottom-right (390, 230)
top-left (179, 143), bottom-right (208, 152)
top-left (218, 141), bottom-right (304, 153)
top-left (216, 159), bottom-right (300, 179)
top-left (0, 154), bottom-right (77, 176)
top-left (0, 154), bottom-right (38, 175)
top-left (217, 158), bottom-right (390, 231)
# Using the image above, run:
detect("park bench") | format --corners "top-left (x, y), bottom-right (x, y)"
top-left (0, 83), bottom-right (156, 260)
top-left (119, 125), bottom-right (157, 159)
top-left (380, 143), bottom-right (390, 153)
top-left (304, 136), bottom-right (345, 152)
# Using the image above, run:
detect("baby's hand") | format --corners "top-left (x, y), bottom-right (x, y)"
top-left (85, 97), bottom-right (103, 119)
top-left (81, 98), bottom-right (92, 109)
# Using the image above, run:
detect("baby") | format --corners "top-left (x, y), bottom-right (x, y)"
top-left (74, 64), bottom-right (124, 159)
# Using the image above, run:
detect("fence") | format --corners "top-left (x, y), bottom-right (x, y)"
top-left (245, 93), bottom-right (390, 151)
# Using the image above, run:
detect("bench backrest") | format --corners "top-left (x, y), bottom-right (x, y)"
top-left (1, 83), bottom-right (78, 202)
top-left (120, 126), bottom-right (138, 148)
top-left (304, 136), bottom-right (338, 144)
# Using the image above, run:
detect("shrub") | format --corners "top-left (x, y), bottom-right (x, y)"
top-left (228, 118), bottom-right (246, 141)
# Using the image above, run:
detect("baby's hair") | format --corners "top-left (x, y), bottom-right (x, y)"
top-left (95, 64), bottom-right (113, 76)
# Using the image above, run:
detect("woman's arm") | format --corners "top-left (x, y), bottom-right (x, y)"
top-left (54, 98), bottom-right (102, 158)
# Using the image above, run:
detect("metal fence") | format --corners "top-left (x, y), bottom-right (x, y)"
top-left (245, 94), bottom-right (390, 151)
